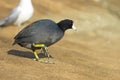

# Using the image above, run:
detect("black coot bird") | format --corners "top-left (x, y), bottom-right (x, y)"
top-left (13, 19), bottom-right (76, 64)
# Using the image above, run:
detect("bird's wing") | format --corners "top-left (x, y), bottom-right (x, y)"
top-left (13, 25), bottom-right (35, 44)
top-left (0, 6), bottom-right (21, 26)
top-left (14, 21), bottom-right (40, 39)
top-left (14, 20), bottom-right (53, 39)
top-left (14, 27), bottom-right (35, 39)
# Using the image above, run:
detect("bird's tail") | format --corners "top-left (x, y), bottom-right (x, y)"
top-left (0, 18), bottom-right (8, 27)
top-left (0, 19), bottom-right (6, 27)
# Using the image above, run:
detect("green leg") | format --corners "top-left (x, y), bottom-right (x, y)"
top-left (42, 46), bottom-right (50, 59)
top-left (32, 43), bottom-right (54, 64)
top-left (33, 50), bottom-right (39, 60)
top-left (33, 50), bottom-right (44, 62)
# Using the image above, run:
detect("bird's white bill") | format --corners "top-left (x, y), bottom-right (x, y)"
top-left (72, 24), bottom-right (77, 30)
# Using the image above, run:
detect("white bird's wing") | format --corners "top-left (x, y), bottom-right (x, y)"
top-left (0, 6), bottom-right (21, 27)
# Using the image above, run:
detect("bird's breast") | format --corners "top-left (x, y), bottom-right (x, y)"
top-left (14, 5), bottom-right (34, 26)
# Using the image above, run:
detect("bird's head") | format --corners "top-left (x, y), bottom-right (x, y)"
top-left (57, 19), bottom-right (77, 31)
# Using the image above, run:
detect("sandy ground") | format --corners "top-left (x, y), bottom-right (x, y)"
top-left (0, 0), bottom-right (120, 80)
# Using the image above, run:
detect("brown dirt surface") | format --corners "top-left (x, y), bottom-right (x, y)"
top-left (0, 0), bottom-right (120, 80)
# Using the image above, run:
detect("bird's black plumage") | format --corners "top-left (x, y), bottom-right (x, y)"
top-left (13, 19), bottom-right (74, 49)
top-left (13, 19), bottom-right (75, 63)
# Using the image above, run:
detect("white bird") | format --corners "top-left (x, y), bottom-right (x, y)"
top-left (0, 0), bottom-right (34, 27)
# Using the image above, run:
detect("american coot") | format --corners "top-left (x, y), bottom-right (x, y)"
top-left (13, 19), bottom-right (76, 64)
top-left (0, 0), bottom-right (34, 27)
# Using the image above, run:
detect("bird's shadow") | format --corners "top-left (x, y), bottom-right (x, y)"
top-left (8, 49), bottom-right (53, 59)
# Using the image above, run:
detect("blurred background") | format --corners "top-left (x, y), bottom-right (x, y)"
top-left (0, 0), bottom-right (120, 80)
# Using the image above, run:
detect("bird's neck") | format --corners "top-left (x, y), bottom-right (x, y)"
top-left (18, 0), bottom-right (33, 7)
top-left (57, 23), bottom-right (68, 32)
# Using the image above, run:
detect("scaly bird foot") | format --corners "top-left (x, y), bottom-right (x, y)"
top-left (37, 59), bottom-right (54, 64)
